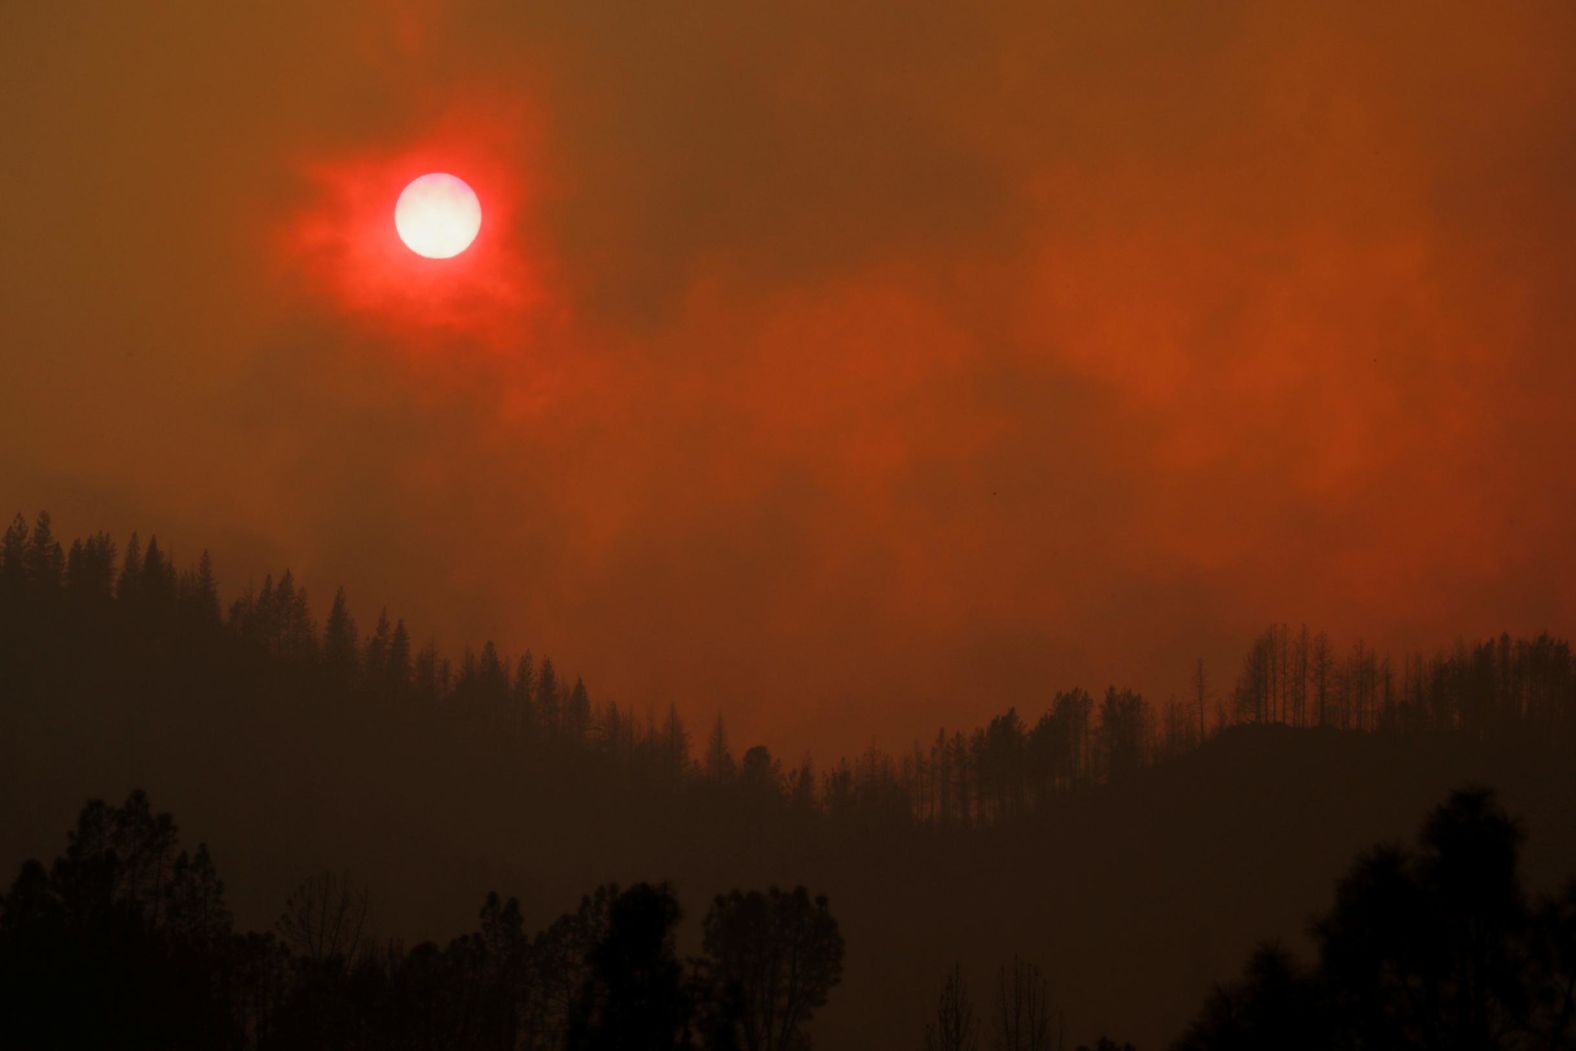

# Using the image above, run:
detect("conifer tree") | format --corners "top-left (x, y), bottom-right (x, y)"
top-left (512, 651), bottom-right (537, 735)
top-left (565, 676), bottom-right (591, 742)
top-left (323, 587), bottom-right (359, 684)
top-left (705, 715), bottom-right (735, 781)
top-left (0, 514), bottom-right (27, 595)
top-left (117, 531), bottom-right (142, 602)
top-left (386, 619), bottom-right (413, 698)
top-left (536, 658), bottom-right (561, 732)
top-left (24, 511), bottom-right (64, 593)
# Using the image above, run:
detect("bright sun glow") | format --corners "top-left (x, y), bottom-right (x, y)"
top-left (395, 173), bottom-right (482, 259)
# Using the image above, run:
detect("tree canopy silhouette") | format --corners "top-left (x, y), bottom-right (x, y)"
top-left (1173, 787), bottom-right (1576, 1050)
top-left (567, 882), bottom-right (693, 1051)
top-left (0, 791), bottom-right (847, 1051)
top-left (702, 885), bottom-right (846, 1051)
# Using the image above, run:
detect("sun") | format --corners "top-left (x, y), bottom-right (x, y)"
top-left (394, 173), bottom-right (482, 259)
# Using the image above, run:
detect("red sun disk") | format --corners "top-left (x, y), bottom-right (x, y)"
top-left (396, 173), bottom-right (483, 259)
top-left (285, 114), bottom-right (547, 352)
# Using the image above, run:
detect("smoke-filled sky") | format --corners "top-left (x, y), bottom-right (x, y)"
top-left (4, 2), bottom-right (1574, 756)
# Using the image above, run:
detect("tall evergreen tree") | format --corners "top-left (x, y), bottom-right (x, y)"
top-left (536, 658), bottom-right (561, 732)
top-left (512, 651), bottom-right (537, 735)
top-left (117, 531), bottom-right (142, 602)
top-left (24, 511), bottom-right (64, 593)
top-left (386, 618), bottom-right (413, 699)
top-left (141, 536), bottom-right (175, 606)
top-left (705, 715), bottom-right (736, 782)
top-left (564, 677), bottom-right (592, 743)
top-left (322, 587), bottom-right (359, 684)
top-left (0, 514), bottom-right (27, 595)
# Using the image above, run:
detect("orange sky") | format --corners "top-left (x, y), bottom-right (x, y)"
top-left (3, 2), bottom-right (1574, 757)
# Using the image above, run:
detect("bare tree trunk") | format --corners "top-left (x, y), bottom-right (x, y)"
top-left (926, 963), bottom-right (979, 1051)
top-left (992, 957), bottom-right (1059, 1051)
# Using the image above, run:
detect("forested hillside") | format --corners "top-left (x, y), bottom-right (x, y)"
top-left (4, 510), bottom-right (1576, 1047)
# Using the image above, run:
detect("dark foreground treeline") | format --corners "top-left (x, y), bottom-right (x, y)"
top-left (913, 788), bottom-right (1576, 1051)
top-left (3, 511), bottom-right (1574, 828)
top-left (0, 790), bottom-right (845, 1050)
top-left (7, 788), bottom-right (1573, 1050)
